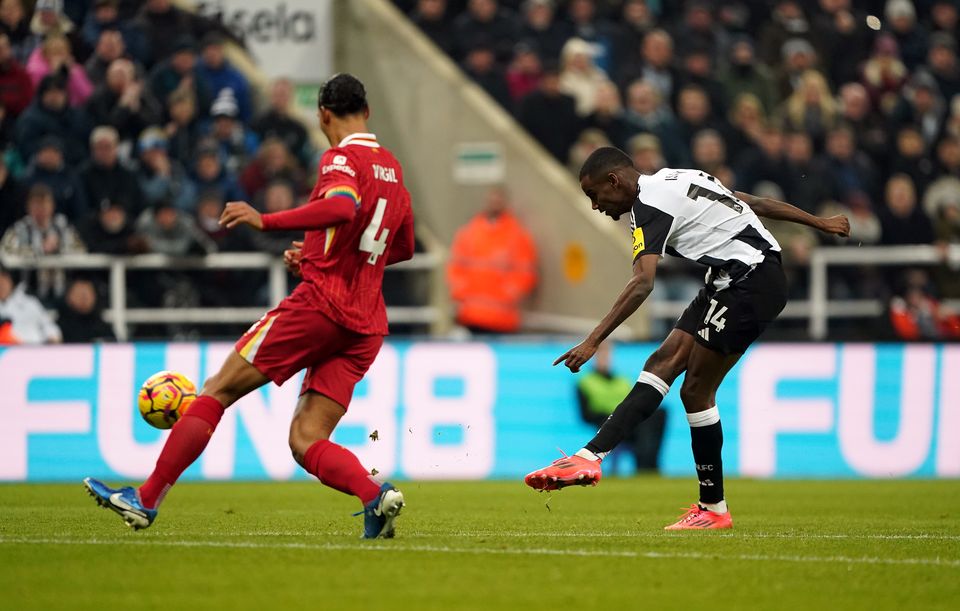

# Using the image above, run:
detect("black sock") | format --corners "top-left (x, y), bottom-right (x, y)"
top-left (690, 419), bottom-right (724, 505)
top-left (585, 373), bottom-right (668, 455)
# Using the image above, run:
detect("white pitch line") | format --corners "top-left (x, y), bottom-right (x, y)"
top-left (0, 536), bottom-right (957, 569)
top-left (220, 531), bottom-right (960, 542)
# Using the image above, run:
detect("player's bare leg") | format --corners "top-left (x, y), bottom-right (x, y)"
top-left (525, 330), bottom-right (694, 490)
top-left (84, 351), bottom-right (270, 528)
top-left (665, 342), bottom-right (740, 530)
top-left (290, 392), bottom-right (404, 539)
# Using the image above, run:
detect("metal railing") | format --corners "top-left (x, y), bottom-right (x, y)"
top-left (4, 245), bottom-right (958, 340)
top-left (1, 252), bottom-right (441, 341)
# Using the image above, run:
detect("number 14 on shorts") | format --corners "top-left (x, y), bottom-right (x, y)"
top-left (699, 298), bottom-right (727, 341)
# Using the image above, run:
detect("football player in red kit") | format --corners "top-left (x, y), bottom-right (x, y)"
top-left (84, 74), bottom-right (414, 539)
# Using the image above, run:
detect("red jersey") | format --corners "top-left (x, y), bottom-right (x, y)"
top-left (269, 133), bottom-right (414, 335)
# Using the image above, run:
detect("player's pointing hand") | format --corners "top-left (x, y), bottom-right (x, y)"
top-left (220, 201), bottom-right (263, 230)
top-left (553, 340), bottom-right (599, 373)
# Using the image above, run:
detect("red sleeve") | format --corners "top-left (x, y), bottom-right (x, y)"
top-left (314, 148), bottom-right (361, 204)
top-left (261, 195), bottom-right (357, 231)
top-left (386, 208), bottom-right (415, 265)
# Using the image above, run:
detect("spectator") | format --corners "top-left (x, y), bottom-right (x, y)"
top-left (251, 78), bottom-right (311, 171)
top-left (518, 0), bottom-right (569, 64)
top-left (927, 32), bottom-right (960, 102)
top-left (930, 0), bottom-right (960, 39)
top-left (677, 45), bottom-right (727, 118)
top-left (505, 42), bottom-right (542, 105)
top-left (890, 71), bottom-right (946, 148)
top-left (78, 126), bottom-right (142, 215)
top-left (23, 0), bottom-right (89, 65)
top-left (204, 88), bottom-right (258, 174)
top-left (936, 135), bottom-right (960, 178)
top-left (163, 88), bottom-right (200, 166)
top-left (14, 73), bottom-right (91, 165)
top-left (452, 0), bottom-right (517, 61)
top-left (78, 200), bottom-right (146, 255)
top-left (758, 0), bottom-right (810, 68)
top-left (83, 27), bottom-right (138, 88)
top-left (583, 80), bottom-right (633, 150)
top-left (0, 31), bottom-right (32, 120)
top-left (690, 128), bottom-right (728, 177)
top-left (565, 0), bottom-right (617, 73)
top-left (135, 0), bottom-right (239, 66)
top-left (576, 342), bottom-right (665, 473)
top-left (627, 132), bottom-right (665, 175)
top-left (148, 36), bottom-right (211, 119)
top-left (558, 37), bottom-right (609, 117)
top-left (85, 58), bottom-right (162, 148)
top-left (879, 173), bottom-right (935, 245)
top-left (135, 201), bottom-right (215, 256)
top-left (56, 276), bottom-right (114, 342)
top-left (567, 127), bottom-right (611, 175)
top-left (635, 29), bottom-right (678, 102)
top-left (819, 196), bottom-right (881, 247)
top-left (25, 34), bottom-right (92, 106)
top-left (889, 270), bottom-right (960, 340)
top-left (779, 70), bottom-right (837, 147)
top-left (782, 130), bottom-right (831, 213)
top-left (613, 0), bottom-right (654, 67)
top-left (517, 64), bottom-right (580, 161)
top-left (725, 93), bottom-right (767, 161)
top-left (135, 126), bottom-right (195, 211)
top-left (195, 32), bottom-right (251, 123)
top-left (462, 41), bottom-right (512, 109)
top-left (839, 82), bottom-right (890, 169)
top-left (409, 0), bottom-right (455, 56)
top-left (247, 179), bottom-right (301, 255)
top-left (719, 36), bottom-right (777, 114)
top-left (776, 37), bottom-right (818, 99)
top-left (239, 138), bottom-right (304, 202)
top-left (0, 263), bottom-right (61, 344)
top-left (925, 179), bottom-right (960, 244)
top-left (811, 0), bottom-right (870, 87)
top-left (447, 187), bottom-right (537, 333)
top-left (623, 79), bottom-right (685, 166)
top-left (22, 136), bottom-right (86, 221)
top-left (672, 1), bottom-right (726, 60)
top-left (0, 155), bottom-right (23, 235)
top-left (80, 0), bottom-right (147, 66)
top-left (823, 124), bottom-right (879, 203)
top-left (889, 125), bottom-right (936, 195)
top-left (190, 139), bottom-right (246, 210)
top-left (886, 0), bottom-right (928, 72)
top-left (861, 33), bottom-right (909, 112)
top-left (675, 84), bottom-right (726, 155)
top-left (734, 125), bottom-right (788, 192)
top-left (0, 0), bottom-right (31, 65)
top-left (1, 182), bottom-right (84, 301)
top-left (194, 191), bottom-right (235, 251)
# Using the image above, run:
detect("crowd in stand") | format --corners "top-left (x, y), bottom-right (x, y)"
top-left (0, 0), bottom-right (316, 342)
top-left (400, 0), bottom-right (960, 339)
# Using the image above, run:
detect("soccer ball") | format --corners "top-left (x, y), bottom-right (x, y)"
top-left (137, 371), bottom-right (197, 429)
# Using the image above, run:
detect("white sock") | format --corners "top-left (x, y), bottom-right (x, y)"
top-left (575, 448), bottom-right (605, 462)
top-left (700, 500), bottom-right (728, 514)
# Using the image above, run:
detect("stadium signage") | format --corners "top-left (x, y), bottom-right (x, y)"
top-left (0, 343), bottom-right (956, 481)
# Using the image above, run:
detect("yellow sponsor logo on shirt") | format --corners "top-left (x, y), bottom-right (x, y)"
top-left (632, 227), bottom-right (645, 256)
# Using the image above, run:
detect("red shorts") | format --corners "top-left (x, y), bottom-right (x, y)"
top-left (234, 292), bottom-right (384, 408)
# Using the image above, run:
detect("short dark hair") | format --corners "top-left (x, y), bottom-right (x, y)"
top-left (318, 73), bottom-right (368, 116)
top-left (579, 146), bottom-right (633, 180)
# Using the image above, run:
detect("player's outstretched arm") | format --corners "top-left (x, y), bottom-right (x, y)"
top-left (554, 253), bottom-right (660, 373)
top-left (735, 191), bottom-right (850, 237)
top-left (219, 196), bottom-right (358, 232)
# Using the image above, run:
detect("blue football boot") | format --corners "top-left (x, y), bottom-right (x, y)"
top-left (83, 477), bottom-right (157, 530)
top-left (361, 483), bottom-right (405, 539)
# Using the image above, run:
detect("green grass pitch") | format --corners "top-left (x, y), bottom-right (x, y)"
top-left (1, 478), bottom-right (958, 610)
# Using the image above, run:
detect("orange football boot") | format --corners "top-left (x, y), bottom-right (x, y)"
top-left (664, 504), bottom-right (734, 530)
top-left (524, 453), bottom-right (602, 491)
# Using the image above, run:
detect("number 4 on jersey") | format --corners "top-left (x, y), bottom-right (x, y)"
top-left (360, 197), bottom-right (390, 264)
top-left (699, 298), bottom-right (727, 341)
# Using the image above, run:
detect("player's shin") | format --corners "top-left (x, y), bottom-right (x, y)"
top-left (303, 439), bottom-right (381, 505)
top-left (138, 395), bottom-right (226, 509)
top-left (577, 371), bottom-right (670, 461)
top-left (688, 406), bottom-right (727, 514)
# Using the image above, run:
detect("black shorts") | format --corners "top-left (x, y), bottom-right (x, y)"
top-left (675, 257), bottom-right (788, 355)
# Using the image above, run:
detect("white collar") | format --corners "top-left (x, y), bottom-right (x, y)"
top-left (338, 133), bottom-right (379, 148)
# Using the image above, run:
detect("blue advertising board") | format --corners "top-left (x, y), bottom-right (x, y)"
top-left (0, 342), bottom-right (957, 481)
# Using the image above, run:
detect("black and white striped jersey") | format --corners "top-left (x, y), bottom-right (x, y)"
top-left (630, 168), bottom-right (781, 290)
